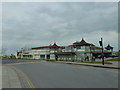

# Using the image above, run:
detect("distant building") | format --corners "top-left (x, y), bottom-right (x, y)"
top-left (104, 44), bottom-right (114, 57)
top-left (15, 43), bottom-right (65, 60)
top-left (15, 38), bottom-right (114, 61)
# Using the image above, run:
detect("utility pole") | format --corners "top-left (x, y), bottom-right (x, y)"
top-left (99, 38), bottom-right (104, 65)
top-left (90, 45), bottom-right (92, 62)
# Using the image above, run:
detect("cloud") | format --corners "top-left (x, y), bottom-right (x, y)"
top-left (0, 2), bottom-right (2, 53)
top-left (2, 2), bottom-right (118, 54)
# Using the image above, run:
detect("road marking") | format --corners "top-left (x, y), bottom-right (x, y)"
top-left (11, 66), bottom-right (35, 89)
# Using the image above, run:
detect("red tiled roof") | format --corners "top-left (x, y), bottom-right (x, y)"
top-left (73, 38), bottom-right (92, 46)
top-left (105, 44), bottom-right (113, 49)
top-left (32, 43), bottom-right (65, 49)
top-left (68, 45), bottom-right (76, 47)
top-left (54, 52), bottom-right (76, 55)
top-left (49, 43), bottom-right (60, 48)
top-left (91, 46), bottom-right (102, 49)
top-left (92, 52), bottom-right (111, 54)
top-left (32, 46), bottom-right (50, 49)
top-left (59, 46), bottom-right (65, 49)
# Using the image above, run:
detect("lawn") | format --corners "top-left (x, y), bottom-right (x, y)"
top-left (106, 58), bottom-right (120, 61)
top-left (73, 61), bottom-right (112, 64)
top-left (46, 60), bottom-right (112, 64)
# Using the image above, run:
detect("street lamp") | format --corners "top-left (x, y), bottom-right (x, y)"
top-left (90, 45), bottom-right (92, 62)
top-left (99, 38), bottom-right (104, 65)
top-left (21, 48), bottom-right (23, 59)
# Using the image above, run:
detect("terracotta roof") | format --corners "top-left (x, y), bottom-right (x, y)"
top-left (105, 44), bottom-right (113, 50)
top-left (73, 38), bottom-right (92, 46)
top-left (91, 46), bottom-right (102, 49)
top-left (32, 43), bottom-right (65, 49)
top-left (54, 52), bottom-right (76, 55)
top-left (68, 45), bottom-right (76, 47)
top-left (92, 52), bottom-right (111, 54)
top-left (32, 46), bottom-right (50, 49)
top-left (59, 46), bottom-right (65, 49)
top-left (49, 43), bottom-right (60, 48)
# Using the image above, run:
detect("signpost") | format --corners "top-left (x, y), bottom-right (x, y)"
top-left (99, 38), bottom-right (104, 65)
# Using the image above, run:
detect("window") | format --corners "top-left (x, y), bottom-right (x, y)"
top-left (81, 46), bottom-right (85, 49)
top-left (40, 55), bottom-right (45, 59)
top-left (47, 55), bottom-right (50, 59)
top-left (76, 46), bottom-right (81, 49)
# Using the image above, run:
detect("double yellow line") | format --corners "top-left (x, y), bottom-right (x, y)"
top-left (12, 66), bottom-right (35, 89)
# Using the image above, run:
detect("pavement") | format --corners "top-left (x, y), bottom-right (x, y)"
top-left (2, 64), bottom-right (36, 88)
top-left (2, 65), bottom-right (22, 88)
top-left (0, 61), bottom-right (2, 89)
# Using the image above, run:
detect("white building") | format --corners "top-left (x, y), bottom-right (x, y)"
top-left (16, 43), bottom-right (65, 60)
top-left (53, 38), bottom-right (102, 61)
top-left (16, 38), bottom-right (114, 61)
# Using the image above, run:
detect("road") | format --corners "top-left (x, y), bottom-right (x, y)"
top-left (2, 60), bottom-right (118, 88)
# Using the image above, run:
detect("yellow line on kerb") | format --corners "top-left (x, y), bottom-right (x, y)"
top-left (12, 66), bottom-right (35, 89)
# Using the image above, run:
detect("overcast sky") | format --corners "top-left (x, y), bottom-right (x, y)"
top-left (2, 2), bottom-right (118, 55)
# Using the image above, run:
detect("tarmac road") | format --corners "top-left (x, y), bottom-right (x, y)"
top-left (2, 60), bottom-right (118, 88)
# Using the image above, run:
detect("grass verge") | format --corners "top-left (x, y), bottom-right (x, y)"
top-left (46, 60), bottom-right (112, 64)
top-left (106, 58), bottom-right (120, 61)
top-left (77, 61), bottom-right (112, 64)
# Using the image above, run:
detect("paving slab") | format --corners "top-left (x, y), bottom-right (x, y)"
top-left (0, 62), bottom-right (2, 90)
top-left (2, 65), bottom-right (22, 88)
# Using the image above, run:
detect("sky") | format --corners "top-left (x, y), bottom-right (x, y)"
top-left (2, 2), bottom-right (118, 55)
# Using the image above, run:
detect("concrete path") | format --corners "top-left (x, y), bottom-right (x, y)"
top-left (2, 65), bottom-right (22, 88)
top-left (0, 62), bottom-right (2, 89)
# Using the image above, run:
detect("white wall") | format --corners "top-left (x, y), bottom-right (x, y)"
top-left (50, 54), bottom-right (55, 60)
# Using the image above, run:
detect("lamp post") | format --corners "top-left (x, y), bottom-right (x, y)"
top-left (90, 45), bottom-right (92, 62)
top-left (99, 38), bottom-right (104, 65)
top-left (21, 48), bottom-right (23, 59)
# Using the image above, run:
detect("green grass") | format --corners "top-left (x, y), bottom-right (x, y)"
top-left (2, 58), bottom-right (115, 64)
top-left (46, 60), bottom-right (112, 64)
top-left (78, 61), bottom-right (112, 64)
top-left (106, 58), bottom-right (120, 61)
